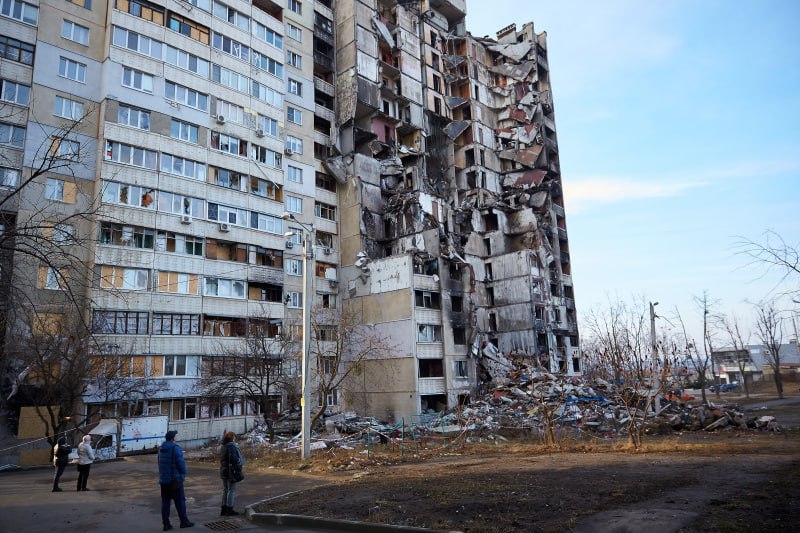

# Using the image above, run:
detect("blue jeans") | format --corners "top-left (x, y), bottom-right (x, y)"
top-left (160, 481), bottom-right (189, 526)
top-left (222, 478), bottom-right (238, 507)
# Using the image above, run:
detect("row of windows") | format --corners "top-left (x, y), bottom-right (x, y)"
top-left (99, 187), bottom-right (326, 239)
top-left (92, 310), bottom-right (287, 337)
top-left (90, 262), bottom-right (337, 297)
top-left (105, 135), bottom-right (283, 177)
top-left (117, 0), bottom-right (298, 48)
top-left (98, 220), bottom-right (336, 257)
top-left (102, 26), bottom-right (290, 111)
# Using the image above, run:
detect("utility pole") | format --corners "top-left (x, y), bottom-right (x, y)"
top-left (650, 301), bottom-right (660, 411)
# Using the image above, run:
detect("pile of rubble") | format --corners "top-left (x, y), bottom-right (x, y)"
top-left (240, 358), bottom-right (782, 451)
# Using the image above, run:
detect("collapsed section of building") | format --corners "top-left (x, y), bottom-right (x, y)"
top-left (332, 1), bottom-right (579, 422)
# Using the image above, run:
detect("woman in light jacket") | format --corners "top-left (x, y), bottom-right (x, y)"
top-left (219, 431), bottom-right (244, 516)
top-left (76, 435), bottom-right (95, 491)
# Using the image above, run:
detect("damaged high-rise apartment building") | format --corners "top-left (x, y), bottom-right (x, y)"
top-left (330, 0), bottom-right (579, 420)
top-left (1, 0), bottom-right (577, 443)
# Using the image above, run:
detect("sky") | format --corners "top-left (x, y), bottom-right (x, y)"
top-left (466, 0), bottom-right (800, 343)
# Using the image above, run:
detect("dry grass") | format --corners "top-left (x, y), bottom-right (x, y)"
top-left (236, 431), bottom-right (800, 476)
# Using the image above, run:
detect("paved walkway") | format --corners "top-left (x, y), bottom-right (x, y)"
top-left (0, 454), bottom-right (329, 533)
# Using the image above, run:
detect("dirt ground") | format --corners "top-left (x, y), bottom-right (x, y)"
top-left (249, 391), bottom-right (800, 533)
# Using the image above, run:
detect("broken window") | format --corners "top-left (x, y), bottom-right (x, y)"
top-left (248, 282), bottom-right (282, 303)
top-left (418, 359), bottom-right (443, 378)
top-left (449, 262), bottom-right (462, 281)
top-left (433, 96), bottom-right (442, 115)
top-left (451, 295), bottom-right (463, 313)
top-left (413, 258), bottom-right (438, 276)
top-left (483, 212), bottom-right (498, 231)
top-left (485, 263), bottom-right (493, 281)
top-left (455, 360), bottom-right (468, 378)
top-left (430, 52), bottom-right (440, 72)
top-left (486, 287), bottom-right (494, 306)
top-left (488, 313), bottom-right (498, 331)
top-left (315, 172), bottom-right (336, 192)
top-left (414, 290), bottom-right (441, 309)
top-left (453, 327), bottom-right (466, 345)
top-left (417, 324), bottom-right (442, 343)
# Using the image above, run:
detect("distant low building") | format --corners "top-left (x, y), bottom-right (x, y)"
top-left (712, 339), bottom-right (800, 385)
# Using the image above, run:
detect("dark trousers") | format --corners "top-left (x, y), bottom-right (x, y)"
top-left (53, 464), bottom-right (66, 488)
top-left (76, 464), bottom-right (91, 490)
top-left (160, 481), bottom-right (189, 526)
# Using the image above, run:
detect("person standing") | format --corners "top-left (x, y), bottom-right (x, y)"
top-left (219, 431), bottom-right (244, 516)
top-left (76, 435), bottom-right (95, 491)
top-left (52, 436), bottom-right (71, 492)
top-left (158, 430), bottom-right (194, 531)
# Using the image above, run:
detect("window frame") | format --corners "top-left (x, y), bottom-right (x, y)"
top-left (58, 56), bottom-right (87, 83)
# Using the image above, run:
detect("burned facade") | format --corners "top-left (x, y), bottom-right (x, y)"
top-left (332, 0), bottom-right (580, 421)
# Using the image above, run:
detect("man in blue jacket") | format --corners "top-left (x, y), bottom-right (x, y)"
top-left (158, 430), bottom-right (194, 530)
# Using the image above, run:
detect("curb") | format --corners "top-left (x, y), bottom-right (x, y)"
top-left (246, 508), bottom-right (462, 533)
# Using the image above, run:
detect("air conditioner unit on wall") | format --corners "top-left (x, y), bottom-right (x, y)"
top-left (323, 247), bottom-right (332, 255)
top-left (285, 240), bottom-right (294, 248)
top-left (216, 115), bottom-right (226, 124)
top-left (284, 147), bottom-right (294, 156)
top-left (255, 128), bottom-right (265, 137)
top-left (180, 214), bottom-right (192, 224)
top-left (218, 222), bottom-right (231, 232)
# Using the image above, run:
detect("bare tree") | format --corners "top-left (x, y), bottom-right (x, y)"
top-left (1, 102), bottom-right (106, 416)
top-left (676, 292), bottom-right (719, 404)
top-left (307, 305), bottom-right (394, 430)
top-left (196, 315), bottom-right (291, 441)
top-left (85, 340), bottom-right (169, 419)
top-left (5, 310), bottom-right (95, 447)
top-left (736, 230), bottom-right (799, 294)
top-left (753, 300), bottom-right (785, 399)
top-left (717, 312), bottom-right (753, 398)
top-left (583, 296), bottom-right (673, 449)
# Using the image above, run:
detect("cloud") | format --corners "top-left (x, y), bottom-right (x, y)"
top-left (563, 159), bottom-right (800, 214)
top-left (564, 177), bottom-right (705, 213)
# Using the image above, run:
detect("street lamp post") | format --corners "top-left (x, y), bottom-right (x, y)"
top-left (650, 301), bottom-right (660, 411)
top-left (283, 213), bottom-right (314, 460)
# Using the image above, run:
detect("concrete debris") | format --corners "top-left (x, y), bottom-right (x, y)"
top-left (487, 41), bottom-right (533, 62)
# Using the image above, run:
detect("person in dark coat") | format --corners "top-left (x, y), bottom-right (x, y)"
top-left (157, 430), bottom-right (194, 531)
top-left (218, 431), bottom-right (244, 516)
top-left (52, 436), bottom-right (71, 492)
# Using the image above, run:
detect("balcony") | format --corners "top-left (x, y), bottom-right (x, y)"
top-left (247, 265), bottom-right (283, 285)
top-left (429, 0), bottom-right (466, 23)
top-left (557, 228), bottom-right (567, 241)
top-left (314, 130), bottom-right (330, 146)
top-left (418, 377), bottom-right (446, 394)
top-left (314, 50), bottom-right (334, 70)
top-left (314, 26), bottom-right (334, 46)
top-left (314, 76), bottom-right (335, 96)
top-left (315, 102), bottom-right (335, 123)
top-left (551, 203), bottom-right (565, 217)
top-left (314, 3), bottom-right (333, 22)
top-left (560, 251), bottom-right (570, 264)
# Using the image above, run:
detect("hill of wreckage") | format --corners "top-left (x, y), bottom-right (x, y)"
top-left (245, 357), bottom-right (782, 453)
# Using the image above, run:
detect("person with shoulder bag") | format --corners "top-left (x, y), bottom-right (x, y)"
top-left (52, 436), bottom-right (72, 492)
top-left (157, 430), bottom-right (194, 531)
top-left (219, 431), bottom-right (244, 516)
